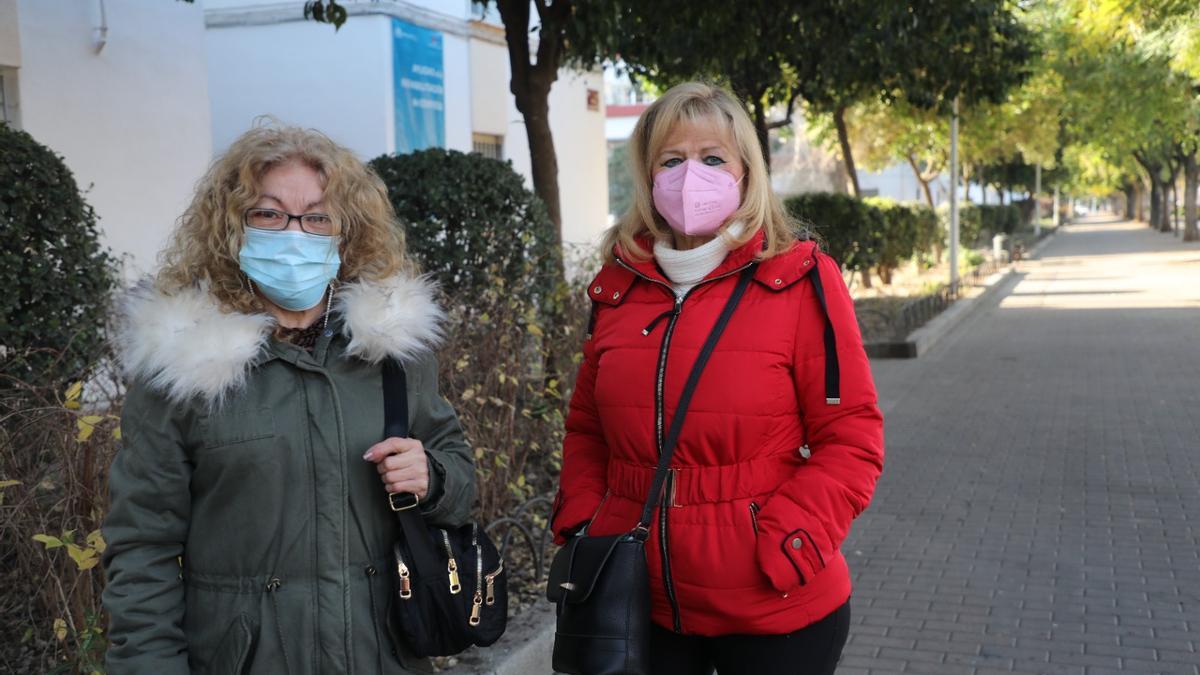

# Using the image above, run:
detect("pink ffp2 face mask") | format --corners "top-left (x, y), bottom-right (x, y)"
top-left (651, 159), bottom-right (743, 237)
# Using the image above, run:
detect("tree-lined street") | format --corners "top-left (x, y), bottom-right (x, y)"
top-left (844, 216), bottom-right (1200, 674)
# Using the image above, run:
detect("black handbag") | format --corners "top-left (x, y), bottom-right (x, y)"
top-left (381, 360), bottom-right (508, 658)
top-left (547, 265), bottom-right (757, 675)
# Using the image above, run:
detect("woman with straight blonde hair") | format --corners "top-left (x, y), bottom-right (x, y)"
top-left (552, 82), bottom-right (885, 674)
top-left (102, 124), bottom-right (479, 674)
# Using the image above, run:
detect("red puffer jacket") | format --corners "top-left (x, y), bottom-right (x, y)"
top-left (551, 229), bottom-right (884, 636)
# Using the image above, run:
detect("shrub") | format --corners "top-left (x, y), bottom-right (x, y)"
top-left (912, 205), bottom-right (943, 263)
top-left (369, 148), bottom-right (561, 303)
top-left (939, 203), bottom-right (986, 248)
top-left (864, 197), bottom-right (919, 284)
top-left (784, 192), bottom-right (882, 278)
top-left (0, 124), bottom-right (118, 389)
top-left (0, 365), bottom-right (122, 673)
top-left (371, 148), bottom-right (581, 525)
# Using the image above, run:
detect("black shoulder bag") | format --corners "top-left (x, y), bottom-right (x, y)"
top-left (546, 264), bottom-right (757, 675)
top-left (381, 360), bottom-right (507, 657)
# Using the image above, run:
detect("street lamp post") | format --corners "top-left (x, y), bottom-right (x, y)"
top-left (949, 96), bottom-right (960, 293)
top-left (1034, 164), bottom-right (1042, 238)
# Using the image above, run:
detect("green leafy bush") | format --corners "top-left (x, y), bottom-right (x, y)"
top-left (912, 204), bottom-right (943, 263)
top-left (369, 148), bottom-right (561, 301)
top-left (0, 124), bottom-right (118, 388)
top-left (864, 197), bottom-right (919, 283)
top-left (784, 192), bottom-right (882, 276)
top-left (938, 203), bottom-right (992, 248)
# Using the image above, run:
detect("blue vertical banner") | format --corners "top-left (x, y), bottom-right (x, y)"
top-left (392, 18), bottom-right (444, 153)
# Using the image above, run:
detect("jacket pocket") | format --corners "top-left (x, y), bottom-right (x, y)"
top-left (749, 501), bottom-right (761, 536)
top-left (198, 406), bottom-right (276, 450)
top-left (204, 613), bottom-right (256, 675)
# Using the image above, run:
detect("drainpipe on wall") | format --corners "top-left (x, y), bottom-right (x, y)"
top-left (94, 0), bottom-right (109, 53)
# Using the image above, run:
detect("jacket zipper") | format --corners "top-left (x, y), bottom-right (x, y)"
top-left (615, 256), bottom-right (754, 634)
top-left (749, 501), bottom-right (761, 535)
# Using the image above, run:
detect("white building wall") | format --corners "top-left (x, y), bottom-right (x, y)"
top-left (205, 15), bottom-right (395, 160)
top-left (203, 2), bottom-right (609, 248)
top-left (505, 68), bottom-right (608, 247)
top-left (441, 31), bottom-right (471, 153)
top-left (12, 0), bottom-right (212, 277)
top-left (0, 0), bottom-right (19, 67)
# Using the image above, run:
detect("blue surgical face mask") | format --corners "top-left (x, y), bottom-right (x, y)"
top-left (238, 228), bottom-right (341, 311)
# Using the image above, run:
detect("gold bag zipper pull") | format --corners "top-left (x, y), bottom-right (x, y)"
top-left (447, 558), bottom-right (462, 594)
top-left (397, 561), bottom-right (413, 599)
top-left (485, 563), bottom-right (503, 606)
top-left (469, 591), bottom-right (483, 626)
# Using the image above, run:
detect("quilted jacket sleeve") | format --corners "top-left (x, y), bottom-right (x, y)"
top-left (551, 327), bottom-right (610, 545)
top-left (755, 253), bottom-right (885, 593)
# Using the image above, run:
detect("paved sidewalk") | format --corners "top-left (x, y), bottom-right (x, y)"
top-left (846, 217), bottom-right (1200, 674)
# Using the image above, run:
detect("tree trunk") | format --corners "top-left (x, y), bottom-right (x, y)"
top-left (521, 99), bottom-right (563, 247)
top-left (906, 155), bottom-right (935, 207)
top-left (1149, 178), bottom-right (1163, 231)
top-left (878, 264), bottom-right (893, 285)
top-left (1123, 184), bottom-right (1135, 220)
top-left (754, 112), bottom-right (772, 176)
top-left (832, 106), bottom-right (860, 198)
top-left (496, 0), bottom-right (567, 253)
top-left (1160, 179), bottom-right (1172, 233)
top-left (1184, 152), bottom-right (1198, 242)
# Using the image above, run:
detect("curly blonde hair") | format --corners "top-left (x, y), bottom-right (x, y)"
top-left (157, 124), bottom-right (413, 313)
top-left (602, 82), bottom-right (798, 263)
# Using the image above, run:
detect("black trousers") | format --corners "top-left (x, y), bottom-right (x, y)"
top-left (648, 601), bottom-right (851, 675)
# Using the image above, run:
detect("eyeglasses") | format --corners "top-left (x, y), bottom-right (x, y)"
top-left (244, 208), bottom-right (337, 236)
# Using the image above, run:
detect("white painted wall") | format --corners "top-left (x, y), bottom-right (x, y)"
top-left (441, 31), bottom-right (471, 152)
top-left (14, 0), bottom-right (212, 277)
top-left (206, 15), bottom-right (394, 160)
top-left (204, 2), bottom-right (610, 248)
top-left (468, 26), bottom-right (508, 137)
top-left (0, 0), bottom-right (20, 67)
top-left (505, 68), bottom-right (609, 247)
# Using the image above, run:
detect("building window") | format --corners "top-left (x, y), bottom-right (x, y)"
top-left (472, 133), bottom-right (503, 161)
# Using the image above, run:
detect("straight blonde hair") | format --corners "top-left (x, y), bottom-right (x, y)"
top-left (601, 82), bottom-right (797, 263)
top-left (157, 124), bottom-right (413, 314)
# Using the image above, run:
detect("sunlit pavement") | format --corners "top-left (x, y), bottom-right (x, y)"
top-left (844, 216), bottom-right (1200, 674)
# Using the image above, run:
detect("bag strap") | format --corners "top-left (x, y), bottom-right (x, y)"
top-left (635, 264), bottom-right (757, 533)
top-left (382, 359), bottom-right (444, 578)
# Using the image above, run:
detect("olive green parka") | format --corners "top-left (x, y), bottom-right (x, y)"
top-left (102, 274), bottom-right (475, 675)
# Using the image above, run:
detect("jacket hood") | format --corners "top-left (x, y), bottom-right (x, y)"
top-left (115, 274), bottom-right (444, 405)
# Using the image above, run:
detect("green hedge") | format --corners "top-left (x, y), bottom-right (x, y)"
top-left (786, 192), bottom-right (945, 281)
top-left (0, 123), bottom-right (118, 388)
top-left (784, 192), bottom-right (882, 274)
top-left (943, 203), bottom-right (1022, 245)
top-left (369, 148), bottom-right (560, 301)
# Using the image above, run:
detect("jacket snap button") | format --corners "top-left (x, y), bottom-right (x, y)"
top-left (593, 285), bottom-right (603, 294)
top-left (791, 537), bottom-right (803, 550)
top-left (774, 278), bottom-right (783, 285)
top-left (612, 291), bottom-right (620, 300)
top-left (366, 566), bottom-right (377, 576)
top-left (803, 259), bottom-right (811, 266)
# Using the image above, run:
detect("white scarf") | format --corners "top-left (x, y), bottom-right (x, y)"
top-left (653, 222), bottom-right (747, 297)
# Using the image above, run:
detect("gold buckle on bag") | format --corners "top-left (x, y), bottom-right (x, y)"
top-left (389, 492), bottom-right (420, 512)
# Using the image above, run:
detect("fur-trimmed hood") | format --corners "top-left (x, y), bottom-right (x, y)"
top-left (114, 275), bottom-right (444, 405)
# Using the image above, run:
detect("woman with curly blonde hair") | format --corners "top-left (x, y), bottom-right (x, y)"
top-left (102, 125), bottom-right (477, 674)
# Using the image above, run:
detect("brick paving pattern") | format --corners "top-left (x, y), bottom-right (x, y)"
top-left (844, 217), bottom-right (1200, 674)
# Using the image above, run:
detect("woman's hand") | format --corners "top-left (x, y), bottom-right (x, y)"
top-left (363, 438), bottom-right (430, 499)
